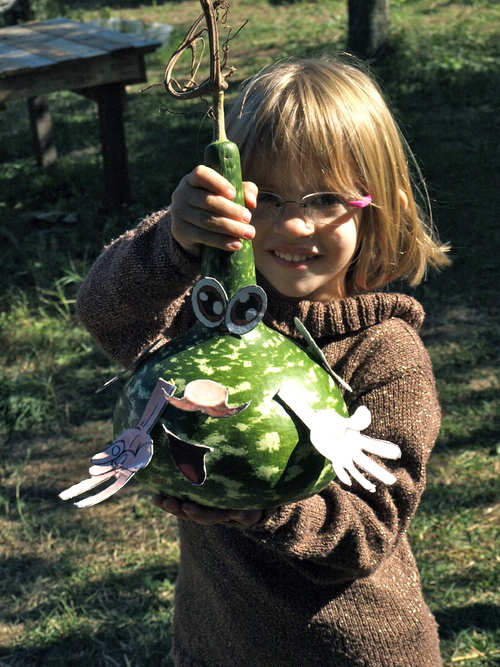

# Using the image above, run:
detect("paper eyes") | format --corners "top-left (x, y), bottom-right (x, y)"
top-left (192, 278), bottom-right (267, 334)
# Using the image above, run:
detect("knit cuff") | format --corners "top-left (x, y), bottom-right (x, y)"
top-left (156, 209), bottom-right (201, 280)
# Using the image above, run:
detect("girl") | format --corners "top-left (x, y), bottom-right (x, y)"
top-left (76, 57), bottom-right (450, 666)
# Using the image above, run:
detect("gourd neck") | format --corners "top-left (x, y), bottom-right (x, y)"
top-left (201, 241), bottom-right (256, 296)
top-left (202, 138), bottom-right (257, 295)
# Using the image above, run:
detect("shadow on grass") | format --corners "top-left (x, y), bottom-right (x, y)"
top-left (435, 567), bottom-right (499, 596)
top-left (0, 557), bottom-right (178, 667)
top-left (435, 417), bottom-right (500, 453)
top-left (419, 478), bottom-right (498, 514)
top-left (436, 603), bottom-right (500, 639)
top-left (1, 554), bottom-right (178, 623)
top-left (0, 625), bottom-right (175, 667)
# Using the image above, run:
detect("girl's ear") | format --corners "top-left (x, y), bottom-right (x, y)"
top-left (399, 189), bottom-right (409, 210)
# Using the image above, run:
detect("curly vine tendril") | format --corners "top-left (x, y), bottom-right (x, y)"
top-left (163, 0), bottom-right (239, 141)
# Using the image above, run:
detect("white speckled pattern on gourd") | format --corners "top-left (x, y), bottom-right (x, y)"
top-left (113, 320), bottom-right (347, 509)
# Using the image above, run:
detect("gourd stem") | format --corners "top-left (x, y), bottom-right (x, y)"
top-left (213, 89), bottom-right (227, 143)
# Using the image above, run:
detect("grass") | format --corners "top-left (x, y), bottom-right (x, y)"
top-left (1, 0), bottom-right (499, 664)
top-left (0, 424), bottom-right (179, 666)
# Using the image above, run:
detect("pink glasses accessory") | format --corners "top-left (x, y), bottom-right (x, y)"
top-left (349, 195), bottom-right (372, 208)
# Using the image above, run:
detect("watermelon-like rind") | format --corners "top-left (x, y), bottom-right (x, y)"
top-left (114, 323), bottom-right (348, 509)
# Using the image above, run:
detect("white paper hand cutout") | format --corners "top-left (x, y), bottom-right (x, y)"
top-left (277, 387), bottom-right (401, 492)
top-left (59, 379), bottom-right (176, 508)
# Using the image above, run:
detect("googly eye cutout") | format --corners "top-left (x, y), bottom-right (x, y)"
top-left (226, 285), bottom-right (268, 335)
top-left (192, 277), bottom-right (228, 328)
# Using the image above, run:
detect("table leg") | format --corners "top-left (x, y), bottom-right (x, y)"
top-left (94, 83), bottom-right (131, 207)
top-left (27, 95), bottom-right (57, 169)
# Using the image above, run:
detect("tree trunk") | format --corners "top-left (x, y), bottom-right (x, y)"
top-left (347, 0), bottom-right (389, 59)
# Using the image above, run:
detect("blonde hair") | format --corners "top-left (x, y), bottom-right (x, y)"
top-left (226, 57), bottom-right (450, 295)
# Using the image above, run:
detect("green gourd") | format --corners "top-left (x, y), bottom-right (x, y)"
top-left (112, 136), bottom-right (348, 509)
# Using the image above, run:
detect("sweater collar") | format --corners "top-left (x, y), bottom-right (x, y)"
top-left (262, 288), bottom-right (425, 340)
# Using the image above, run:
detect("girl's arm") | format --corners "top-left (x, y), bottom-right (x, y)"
top-left (76, 210), bottom-right (200, 368)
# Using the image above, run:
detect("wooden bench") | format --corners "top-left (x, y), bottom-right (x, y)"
top-left (0, 18), bottom-right (162, 206)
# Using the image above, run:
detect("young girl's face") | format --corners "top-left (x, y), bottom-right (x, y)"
top-left (247, 165), bottom-right (362, 302)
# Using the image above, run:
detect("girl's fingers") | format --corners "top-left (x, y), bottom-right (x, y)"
top-left (170, 167), bottom-right (258, 255)
top-left (186, 164), bottom-right (237, 199)
top-left (176, 223), bottom-right (247, 253)
top-left (152, 495), bottom-right (185, 517)
top-left (152, 495), bottom-right (263, 526)
top-left (175, 206), bottom-right (254, 252)
top-left (187, 187), bottom-right (252, 226)
top-left (180, 503), bottom-right (262, 526)
top-left (180, 502), bottom-right (232, 525)
top-left (229, 509), bottom-right (263, 526)
top-left (243, 181), bottom-right (258, 210)
top-left (171, 196), bottom-right (254, 256)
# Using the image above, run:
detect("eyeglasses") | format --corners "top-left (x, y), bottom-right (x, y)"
top-left (253, 191), bottom-right (372, 226)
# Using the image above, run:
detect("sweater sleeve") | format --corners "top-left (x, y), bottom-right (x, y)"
top-left (76, 210), bottom-right (200, 368)
top-left (238, 319), bottom-right (440, 585)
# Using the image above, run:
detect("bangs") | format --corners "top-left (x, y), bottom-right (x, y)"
top-left (227, 63), bottom-right (366, 198)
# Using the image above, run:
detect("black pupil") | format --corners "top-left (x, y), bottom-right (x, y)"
top-left (312, 194), bottom-right (340, 207)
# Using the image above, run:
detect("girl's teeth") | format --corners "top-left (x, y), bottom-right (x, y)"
top-left (275, 251), bottom-right (313, 262)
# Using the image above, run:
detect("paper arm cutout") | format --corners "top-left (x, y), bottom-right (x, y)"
top-left (277, 387), bottom-right (401, 492)
top-left (294, 318), bottom-right (352, 392)
top-left (60, 378), bottom-right (249, 507)
top-left (59, 379), bottom-right (176, 508)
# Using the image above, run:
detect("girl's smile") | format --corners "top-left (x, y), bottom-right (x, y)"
top-left (270, 246), bottom-right (319, 267)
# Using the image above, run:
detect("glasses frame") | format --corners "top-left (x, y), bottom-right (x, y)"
top-left (253, 191), bottom-right (372, 226)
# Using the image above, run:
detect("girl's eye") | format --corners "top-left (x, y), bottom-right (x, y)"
top-left (257, 192), bottom-right (281, 206)
top-left (310, 194), bottom-right (343, 208)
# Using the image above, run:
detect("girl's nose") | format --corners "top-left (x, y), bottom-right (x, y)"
top-left (273, 205), bottom-right (315, 238)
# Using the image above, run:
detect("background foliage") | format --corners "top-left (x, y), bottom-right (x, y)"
top-left (1, 0), bottom-right (499, 664)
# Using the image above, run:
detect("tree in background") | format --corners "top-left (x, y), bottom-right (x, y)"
top-left (347, 0), bottom-right (389, 58)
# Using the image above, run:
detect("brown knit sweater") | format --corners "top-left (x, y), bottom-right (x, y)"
top-left (77, 211), bottom-right (443, 667)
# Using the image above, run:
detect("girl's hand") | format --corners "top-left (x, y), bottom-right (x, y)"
top-left (152, 494), bottom-right (263, 526)
top-left (170, 165), bottom-right (257, 256)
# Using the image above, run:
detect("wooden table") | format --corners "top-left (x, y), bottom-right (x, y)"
top-left (0, 18), bottom-right (162, 206)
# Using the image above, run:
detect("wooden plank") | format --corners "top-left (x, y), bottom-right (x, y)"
top-left (0, 50), bottom-right (147, 103)
top-left (64, 27), bottom-right (161, 53)
top-left (1, 32), bottom-right (107, 62)
top-left (27, 19), bottom-right (161, 52)
top-left (0, 42), bottom-right (53, 74)
top-left (0, 25), bottom-right (33, 39)
top-left (0, 32), bottom-right (105, 66)
top-left (0, 20), bottom-right (161, 80)
top-left (0, 24), bottom-right (107, 62)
